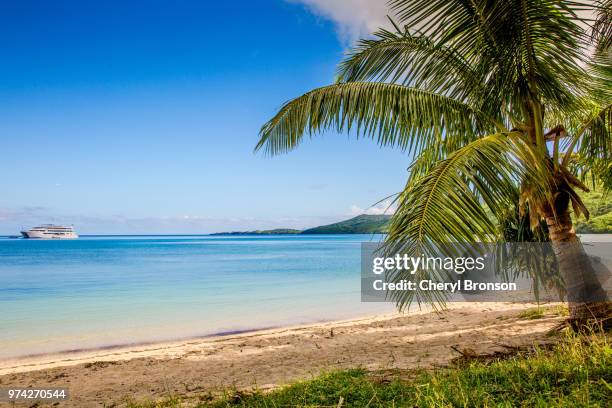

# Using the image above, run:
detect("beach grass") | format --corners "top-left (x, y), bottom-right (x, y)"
top-left (518, 305), bottom-right (570, 320)
top-left (518, 307), bottom-right (546, 320)
top-left (128, 329), bottom-right (611, 407)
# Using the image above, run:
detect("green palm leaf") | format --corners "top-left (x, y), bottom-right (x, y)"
top-left (338, 28), bottom-right (484, 103)
top-left (390, 0), bottom-right (591, 118)
top-left (592, 0), bottom-right (612, 52)
top-left (257, 82), bottom-right (498, 155)
top-left (384, 132), bottom-right (547, 308)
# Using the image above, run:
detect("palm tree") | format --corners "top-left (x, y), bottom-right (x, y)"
top-left (257, 0), bottom-right (611, 327)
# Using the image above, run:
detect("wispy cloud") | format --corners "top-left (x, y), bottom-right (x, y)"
top-left (0, 206), bottom-right (47, 222)
top-left (349, 198), bottom-right (396, 216)
top-left (288, 0), bottom-right (393, 44)
top-left (0, 202), bottom-right (400, 234)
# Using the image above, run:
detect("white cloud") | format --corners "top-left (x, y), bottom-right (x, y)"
top-left (349, 198), bottom-right (396, 216)
top-left (288, 0), bottom-right (392, 44)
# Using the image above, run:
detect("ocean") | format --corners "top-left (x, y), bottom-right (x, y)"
top-left (0, 234), bottom-right (393, 359)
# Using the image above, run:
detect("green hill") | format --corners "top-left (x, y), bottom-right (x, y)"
top-left (210, 191), bottom-right (611, 236)
top-left (301, 214), bottom-right (390, 234)
top-left (210, 228), bottom-right (301, 236)
top-left (210, 215), bottom-right (391, 236)
top-left (574, 188), bottom-right (612, 233)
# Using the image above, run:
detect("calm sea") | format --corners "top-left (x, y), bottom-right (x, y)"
top-left (0, 235), bottom-right (393, 359)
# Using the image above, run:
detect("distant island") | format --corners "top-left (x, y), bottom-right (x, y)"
top-left (209, 228), bottom-right (301, 236)
top-left (210, 187), bottom-right (612, 236)
top-left (210, 214), bottom-right (391, 236)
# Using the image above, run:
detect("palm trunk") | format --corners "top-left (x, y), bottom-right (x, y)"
top-left (545, 206), bottom-right (611, 330)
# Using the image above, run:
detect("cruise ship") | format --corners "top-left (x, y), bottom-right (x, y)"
top-left (21, 225), bottom-right (79, 239)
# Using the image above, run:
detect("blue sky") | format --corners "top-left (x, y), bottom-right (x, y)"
top-left (0, 0), bottom-right (410, 234)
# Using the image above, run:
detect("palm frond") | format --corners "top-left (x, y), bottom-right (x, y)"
top-left (383, 132), bottom-right (548, 308)
top-left (337, 28), bottom-right (484, 102)
top-left (587, 47), bottom-right (612, 105)
top-left (577, 104), bottom-right (612, 164)
top-left (592, 0), bottom-right (612, 52)
top-left (388, 0), bottom-right (593, 126)
top-left (256, 82), bottom-right (497, 155)
top-left (565, 104), bottom-right (612, 189)
top-left (389, 0), bottom-right (500, 55)
top-left (502, 0), bottom-right (590, 113)
top-left (387, 133), bottom-right (532, 250)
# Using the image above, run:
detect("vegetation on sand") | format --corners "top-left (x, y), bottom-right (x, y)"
top-left (127, 331), bottom-right (611, 407)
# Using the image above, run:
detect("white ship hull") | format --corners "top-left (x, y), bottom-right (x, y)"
top-left (21, 225), bottom-right (78, 239)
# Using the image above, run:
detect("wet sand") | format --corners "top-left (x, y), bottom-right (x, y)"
top-left (0, 302), bottom-right (564, 407)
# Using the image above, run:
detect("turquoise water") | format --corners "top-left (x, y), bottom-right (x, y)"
top-left (0, 235), bottom-right (392, 359)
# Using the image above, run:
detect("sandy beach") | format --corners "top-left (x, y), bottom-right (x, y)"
top-left (0, 302), bottom-right (566, 407)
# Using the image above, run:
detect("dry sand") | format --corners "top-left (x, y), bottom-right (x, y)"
top-left (0, 302), bottom-right (565, 407)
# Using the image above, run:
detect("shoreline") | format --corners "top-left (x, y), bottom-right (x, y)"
top-left (0, 302), bottom-right (566, 407)
top-left (0, 310), bottom-right (405, 375)
top-left (0, 325), bottom-right (279, 364)
top-left (0, 303), bottom-right (397, 368)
